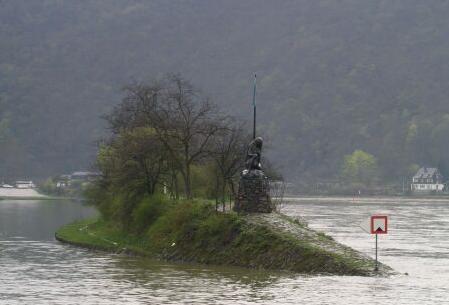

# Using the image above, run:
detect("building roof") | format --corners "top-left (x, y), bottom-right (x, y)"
top-left (413, 167), bottom-right (440, 179)
top-left (71, 171), bottom-right (100, 177)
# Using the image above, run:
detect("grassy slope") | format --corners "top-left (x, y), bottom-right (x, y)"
top-left (56, 201), bottom-right (392, 276)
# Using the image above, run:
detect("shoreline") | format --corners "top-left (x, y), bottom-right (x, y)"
top-left (0, 187), bottom-right (59, 200)
top-left (0, 195), bottom-right (79, 201)
top-left (0, 187), bottom-right (82, 201)
top-left (284, 195), bottom-right (449, 202)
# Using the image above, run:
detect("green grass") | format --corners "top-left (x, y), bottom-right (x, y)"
top-left (56, 199), bottom-right (382, 275)
top-left (55, 218), bottom-right (154, 256)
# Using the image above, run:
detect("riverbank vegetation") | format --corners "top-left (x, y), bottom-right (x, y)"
top-left (96, 75), bottom-right (250, 205)
top-left (89, 74), bottom-right (281, 221)
top-left (56, 197), bottom-right (387, 275)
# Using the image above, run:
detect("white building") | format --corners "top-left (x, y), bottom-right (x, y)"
top-left (411, 167), bottom-right (444, 192)
top-left (15, 181), bottom-right (36, 189)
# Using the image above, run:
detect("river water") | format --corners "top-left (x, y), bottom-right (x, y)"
top-left (0, 197), bottom-right (448, 304)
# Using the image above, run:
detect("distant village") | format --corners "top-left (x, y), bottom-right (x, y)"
top-left (289, 166), bottom-right (449, 196)
top-left (52, 171), bottom-right (101, 188)
top-left (0, 171), bottom-right (100, 197)
top-left (1, 167), bottom-right (448, 196)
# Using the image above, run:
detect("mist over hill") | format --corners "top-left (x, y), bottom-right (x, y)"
top-left (2, 0), bottom-right (449, 183)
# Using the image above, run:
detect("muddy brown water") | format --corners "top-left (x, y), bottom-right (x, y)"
top-left (1, 197), bottom-right (448, 304)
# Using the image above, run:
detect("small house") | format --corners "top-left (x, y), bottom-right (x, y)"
top-left (15, 181), bottom-right (36, 189)
top-left (56, 174), bottom-right (72, 188)
top-left (411, 167), bottom-right (444, 192)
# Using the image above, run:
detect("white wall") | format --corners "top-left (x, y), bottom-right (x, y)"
top-left (411, 183), bottom-right (444, 191)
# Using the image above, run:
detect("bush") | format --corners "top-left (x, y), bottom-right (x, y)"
top-left (147, 200), bottom-right (212, 249)
top-left (38, 178), bottom-right (58, 195)
top-left (84, 183), bottom-right (115, 220)
top-left (196, 212), bottom-right (241, 249)
top-left (190, 164), bottom-right (216, 199)
top-left (131, 194), bottom-right (172, 233)
top-left (146, 200), bottom-right (242, 254)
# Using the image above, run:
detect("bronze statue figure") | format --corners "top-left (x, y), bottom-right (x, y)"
top-left (245, 137), bottom-right (263, 171)
top-left (235, 136), bottom-right (271, 213)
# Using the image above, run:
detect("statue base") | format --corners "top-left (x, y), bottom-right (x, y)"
top-left (234, 169), bottom-right (272, 213)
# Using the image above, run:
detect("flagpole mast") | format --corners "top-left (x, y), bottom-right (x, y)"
top-left (252, 73), bottom-right (257, 139)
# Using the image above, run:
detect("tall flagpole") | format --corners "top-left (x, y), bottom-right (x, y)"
top-left (252, 73), bottom-right (257, 139)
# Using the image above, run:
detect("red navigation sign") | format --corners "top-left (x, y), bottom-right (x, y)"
top-left (360, 214), bottom-right (389, 271)
top-left (370, 215), bottom-right (388, 234)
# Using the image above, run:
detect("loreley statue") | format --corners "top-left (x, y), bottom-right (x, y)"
top-left (234, 137), bottom-right (272, 213)
top-left (244, 137), bottom-right (263, 173)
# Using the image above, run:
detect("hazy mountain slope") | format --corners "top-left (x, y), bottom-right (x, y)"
top-left (1, 0), bottom-right (449, 181)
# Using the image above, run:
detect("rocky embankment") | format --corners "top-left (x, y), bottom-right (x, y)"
top-left (244, 213), bottom-right (393, 275)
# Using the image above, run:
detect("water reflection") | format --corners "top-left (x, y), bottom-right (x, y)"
top-left (1, 198), bottom-right (449, 304)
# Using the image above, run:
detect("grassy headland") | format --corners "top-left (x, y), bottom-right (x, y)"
top-left (55, 80), bottom-right (393, 276)
top-left (56, 198), bottom-right (392, 276)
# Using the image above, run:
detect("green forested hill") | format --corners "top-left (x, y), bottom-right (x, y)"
top-left (2, 0), bottom-right (449, 182)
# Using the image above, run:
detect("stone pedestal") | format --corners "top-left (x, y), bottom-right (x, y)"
top-left (234, 169), bottom-right (272, 213)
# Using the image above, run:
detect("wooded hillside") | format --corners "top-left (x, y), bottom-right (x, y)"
top-left (2, 1), bottom-right (449, 182)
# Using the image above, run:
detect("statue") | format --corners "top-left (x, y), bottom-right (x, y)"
top-left (234, 137), bottom-right (272, 213)
top-left (244, 137), bottom-right (263, 172)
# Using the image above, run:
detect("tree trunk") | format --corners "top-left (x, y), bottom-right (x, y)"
top-left (173, 170), bottom-right (179, 200)
top-left (184, 163), bottom-right (192, 199)
top-left (142, 160), bottom-right (153, 195)
top-left (221, 179), bottom-right (226, 212)
top-left (215, 172), bottom-right (219, 211)
top-left (228, 179), bottom-right (236, 211)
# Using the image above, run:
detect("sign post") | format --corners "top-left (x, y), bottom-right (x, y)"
top-left (375, 233), bottom-right (378, 271)
top-left (360, 215), bottom-right (388, 271)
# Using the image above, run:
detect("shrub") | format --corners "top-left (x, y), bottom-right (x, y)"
top-left (147, 200), bottom-right (212, 250)
top-left (131, 194), bottom-right (172, 233)
top-left (85, 183), bottom-right (114, 219)
top-left (146, 200), bottom-right (242, 254)
top-left (196, 213), bottom-right (241, 248)
top-left (38, 178), bottom-right (58, 195)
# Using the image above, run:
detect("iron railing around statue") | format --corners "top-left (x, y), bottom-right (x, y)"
top-left (270, 180), bottom-right (286, 212)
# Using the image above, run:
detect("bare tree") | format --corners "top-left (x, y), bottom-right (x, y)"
top-left (211, 124), bottom-right (249, 210)
top-left (105, 81), bottom-right (161, 135)
top-left (105, 75), bottom-right (230, 199)
top-left (150, 75), bottom-right (227, 199)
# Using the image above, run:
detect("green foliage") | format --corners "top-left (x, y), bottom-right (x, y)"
top-left (97, 127), bottom-right (165, 197)
top-left (147, 200), bottom-right (211, 247)
top-left (56, 218), bottom-right (147, 253)
top-left (190, 164), bottom-right (216, 199)
top-left (56, 206), bottom-right (378, 275)
top-left (38, 177), bottom-right (58, 195)
top-left (342, 150), bottom-right (379, 185)
top-left (147, 200), bottom-right (242, 252)
top-left (85, 182), bottom-right (127, 223)
top-left (131, 194), bottom-right (171, 234)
